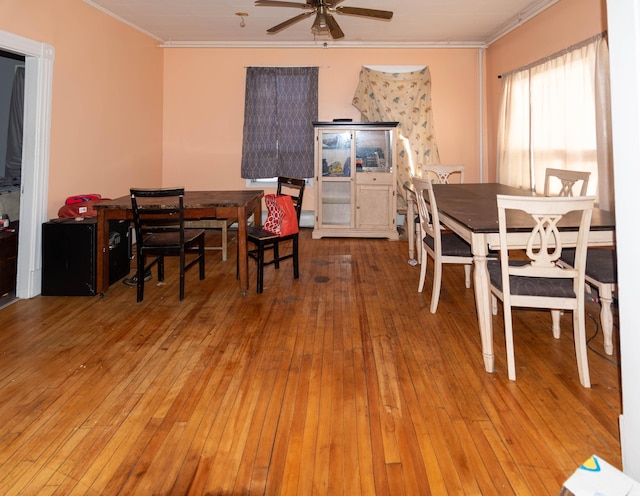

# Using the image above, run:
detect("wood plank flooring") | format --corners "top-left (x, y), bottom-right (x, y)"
top-left (0, 228), bottom-right (621, 495)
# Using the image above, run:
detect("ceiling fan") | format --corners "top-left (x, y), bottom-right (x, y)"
top-left (255, 0), bottom-right (393, 40)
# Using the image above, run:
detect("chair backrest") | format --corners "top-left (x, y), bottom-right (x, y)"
top-left (276, 177), bottom-right (306, 222)
top-left (130, 187), bottom-right (186, 247)
top-left (422, 165), bottom-right (464, 184)
top-left (495, 194), bottom-right (595, 295)
top-left (411, 176), bottom-right (442, 252)
top-left (543, 168), bottom-right (590, 197)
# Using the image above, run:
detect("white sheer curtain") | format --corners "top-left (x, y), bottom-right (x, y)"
top-left (497, 34), bottom-right (614, 210)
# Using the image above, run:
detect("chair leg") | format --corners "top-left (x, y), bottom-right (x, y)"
top-left (430, 259), bottom-right (444, 314)
top-left (136, 256), bottom-right (145, 303)
top-left (236, 243), bottom-right (240, 280)
top-left (221, 223), bottom-right (228, 261)
top-left (257, 244), bottom-right (265, 293)
top-left (293, 237), bottom-right (299, 279)
top-left (273, 241), bottom-right (280, 270)
top-left (418, 247), bottom-right (428, 292)
top-left (503, 301), bottom-right (517, 381)
top-left (599, 284), bottom-right (615, 355)
top-left (415, 221), bottom-right (422, 262)
top-left (551, 310), bottom-right (562, 339)
top-left (573, 302), bottom-right (591, 388)
top-left (464, 264), bottom-right (471, 288)
top-left (158, 257), bottom-right (165, 282)
top-left (199, 238), bottom-right (206, 280)
top-left (179, 253), bottom-right (185, 301)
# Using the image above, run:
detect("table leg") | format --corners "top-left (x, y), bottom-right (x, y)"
top-left (406, 190), bottom-right (415, 261)
top-left (471, 232), bottom-right (494, 372)
top-left (96, 209), bottom-right (109, 295)
top-left (236, 199), bottom-right (262, 296)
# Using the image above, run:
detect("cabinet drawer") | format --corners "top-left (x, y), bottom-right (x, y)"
top-left (356, 172), bottom-right (392, 185)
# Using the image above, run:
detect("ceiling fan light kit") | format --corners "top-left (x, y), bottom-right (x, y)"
top-left (255, 0), bottom-right (393, 40)
top-left (235, 12), bottom-right (249, 28)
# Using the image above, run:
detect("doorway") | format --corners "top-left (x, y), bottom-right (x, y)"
top-left (0, 29), bottom-right (54, 301)
top-left (0, 50), bottom-right (24, 308)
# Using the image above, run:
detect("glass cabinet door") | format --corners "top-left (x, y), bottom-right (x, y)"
top-left (354, 129), bottom-right (393, 172)
top-left (320, 131), bottom-right (353, 227)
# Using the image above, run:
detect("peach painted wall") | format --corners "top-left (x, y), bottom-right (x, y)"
top-left (162, 47), bottom-right (482, 211)
top-left (0, 0), bottom-right (164, 218)
top-left (484, 0), bottom-right (608, 181)
top-left (0, 0), bottom-right (603, 217)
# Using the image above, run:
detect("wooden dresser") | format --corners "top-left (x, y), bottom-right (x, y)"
top-left (0, 221), bottom-right (18, 295)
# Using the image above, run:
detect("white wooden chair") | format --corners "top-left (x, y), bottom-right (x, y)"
top-left (488, 195), bottom-right (595, 387)
top-left (412, 176), bottom-right (473, 313)
top-left (543, 168), bottom-right (590, 197)
top-left (422, 164), bottom-right (465, 185)
top-left (543, 168), bottom-right (591, 337)
top-left (184, 218), bottom-right (235, 261)
top-left (412, 165), bottom-right (465, 261)
top-left (559, 247), bottom-right (618, 355)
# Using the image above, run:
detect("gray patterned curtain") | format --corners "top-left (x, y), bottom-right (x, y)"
top-left (5, 66), bottom-right (24, 180)
top-left (241, 67), bottom-right (318, 179)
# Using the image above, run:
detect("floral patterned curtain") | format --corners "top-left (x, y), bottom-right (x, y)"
top-left (352, 66), bottom-right (440, 209)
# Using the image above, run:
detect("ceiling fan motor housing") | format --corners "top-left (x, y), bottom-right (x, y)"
top-left (255, 0), bottom-right (393, 40)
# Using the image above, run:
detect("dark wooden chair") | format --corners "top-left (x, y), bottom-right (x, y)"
top-left (246, 177), bottom-right (305, 293)
top-left (130, 187), bottom-right (205, 302)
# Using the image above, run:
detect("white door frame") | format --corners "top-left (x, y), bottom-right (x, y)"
top-left (0, 30), bottom-right (53, 298)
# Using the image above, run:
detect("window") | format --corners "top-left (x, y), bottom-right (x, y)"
top-left (245, 177), bottom-right (313, 189)
top-left (241, 67), bottom-right (318, 180)
top-left (497, 34), bottom-right (612, 206)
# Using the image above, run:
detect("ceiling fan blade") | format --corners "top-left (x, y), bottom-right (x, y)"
top-left (325, 13), bottom-right (345, 39)
top-left (266, 11), bottom-right (315, 33)
top-left (335, 6), bottom-right (393, 20)
top-left (255, 1), bottom-right (313, 9)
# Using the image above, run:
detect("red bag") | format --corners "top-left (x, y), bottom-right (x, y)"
top-left (276, 194), bottom-right (299, 236)
top-left (65, 194), bottom-right (102, 205)
top-left (263, 194), bottom-right (284, 234)
top-left (263, 194), bottom-right (298, 236)
top-left (57, 198), bottom-right (110, 218)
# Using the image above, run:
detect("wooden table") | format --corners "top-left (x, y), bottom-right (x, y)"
top-left (94, 190), bottom-right (264, 296)
top-left (430, 183), bottom-right (616, 373)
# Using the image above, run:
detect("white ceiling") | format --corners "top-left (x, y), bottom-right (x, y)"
top-left (83, 0), bottom-right (558, 47)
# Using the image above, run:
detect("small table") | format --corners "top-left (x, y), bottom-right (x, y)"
top-left (430, 183), bottom-right (616, 373)
top-left (94, 190), bottom-right (263, 296)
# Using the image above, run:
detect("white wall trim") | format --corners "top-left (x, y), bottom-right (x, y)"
top-left (607, 0), bottom-right (640, 479)
top-left (0, 30), bottom-right (54, 298)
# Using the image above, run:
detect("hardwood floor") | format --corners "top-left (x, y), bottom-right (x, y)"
top-left (0, 229), bottom-right (621, 495)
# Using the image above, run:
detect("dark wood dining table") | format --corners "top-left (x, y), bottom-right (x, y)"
top-left (426, 183), bottom-right (616, 373)
top-left (93, 190), bottom-right (264, 296)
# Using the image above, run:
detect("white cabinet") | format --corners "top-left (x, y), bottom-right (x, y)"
top-left (312, 122), bottom-right (399, 240)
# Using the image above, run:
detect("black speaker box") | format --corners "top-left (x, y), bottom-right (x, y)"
top-left (42, 218), bottom-right (130, 296)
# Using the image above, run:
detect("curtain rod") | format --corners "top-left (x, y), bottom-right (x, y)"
top-left (497, 31), bottom-right (606, 79)
top-left (244, 65), bottom-right (328, 68)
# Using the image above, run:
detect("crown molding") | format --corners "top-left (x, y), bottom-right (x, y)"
top-left (158, 40), bottom-right (487, 49)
